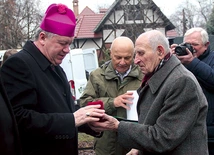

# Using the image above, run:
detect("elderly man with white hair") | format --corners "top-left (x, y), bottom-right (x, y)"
top-left (89, 30), bottom-right (209, 155)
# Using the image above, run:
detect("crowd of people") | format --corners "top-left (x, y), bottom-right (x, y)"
top-left (0, 2), bottom-right (213, 155)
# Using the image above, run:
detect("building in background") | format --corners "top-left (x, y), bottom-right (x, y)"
top-left (72, 0), bottom-right (176, 60)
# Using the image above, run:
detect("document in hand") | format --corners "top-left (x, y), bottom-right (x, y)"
top-left (126, 90), bottom-right (139, 121)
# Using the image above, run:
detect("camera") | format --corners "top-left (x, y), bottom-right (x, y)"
top-left (175, 43), bottom-right (194, 56)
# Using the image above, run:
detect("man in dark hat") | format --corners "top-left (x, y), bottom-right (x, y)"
top-left (0, 3), bottom-right (104, 155)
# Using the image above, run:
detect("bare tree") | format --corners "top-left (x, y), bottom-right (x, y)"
top-left (207, 3), bottom-right (214, 34)
top-left (169, 0), bottom-right (213, 36)
top-left (17, 0), bottom-right (42, 41)
top-left (0, 0), bottom-right (17, 49)
top-left (0, 0), bottom-right (42, 49)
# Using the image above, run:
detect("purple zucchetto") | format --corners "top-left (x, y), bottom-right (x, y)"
top-left (40, 3), bottom-right (76, 37)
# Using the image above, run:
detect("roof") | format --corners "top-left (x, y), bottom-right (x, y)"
top-left (75, 0), bottom-right (175, 39)
top-left (75, 7), bottom-right (104, 39)
top-left (166, 29), bottom-right (179, 39)
top-left (93, 0), bottom-right (118, 32)
top-left (94, 0), bottom-right (175, 32)
top-left (78, 6), bottom-right (95, 16)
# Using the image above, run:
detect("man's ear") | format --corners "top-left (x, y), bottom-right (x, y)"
top-left (205, 42), bottom-right (210, 47)
top-left (39, 32), bottom-right (47, 46)
top-left (157, 46), bottom-right (164, 59)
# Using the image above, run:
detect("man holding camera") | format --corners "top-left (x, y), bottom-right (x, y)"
top-left (171, 27), bottom-right (214, 155)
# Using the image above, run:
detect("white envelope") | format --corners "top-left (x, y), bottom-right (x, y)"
top-left (126, 90), bottom-right (139, 121)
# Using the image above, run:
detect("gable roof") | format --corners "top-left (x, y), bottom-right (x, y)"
top-left (75, 7), bottom-right (104, 39)
top-left (78, 6), bottom-right (95, 16)
top-left (75, 0), bottom-right (175, 39)
top-left (93, 0), bottom-right (117, 32)
top-left (94, 0), bottom-right (175, 32)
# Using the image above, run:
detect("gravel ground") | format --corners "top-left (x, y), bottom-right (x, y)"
top-left (78, 150), bottom-right (95, 155)
top-left (78, 141), bottom-right (95, 155)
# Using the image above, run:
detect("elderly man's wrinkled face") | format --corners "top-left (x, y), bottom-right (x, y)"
top-left (134, 37), bottom-right (161, 75)
top-left (42, 33), bottom-right (73, 65)
top-left (184, 31), bottom-right (209, 57)
top-left (110, 46), bottom-right (134, 74)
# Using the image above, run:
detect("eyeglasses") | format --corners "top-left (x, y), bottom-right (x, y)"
top-left (189, 43), bottom-right (200, 47)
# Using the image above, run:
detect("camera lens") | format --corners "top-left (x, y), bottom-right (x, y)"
top-left (175, 46), bottom-right (186, 56)
top-left (175, 47), bottom-right (183, 55)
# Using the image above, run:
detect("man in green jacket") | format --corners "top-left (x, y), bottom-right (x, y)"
top-left (80, 36), bottom-right (143, 155)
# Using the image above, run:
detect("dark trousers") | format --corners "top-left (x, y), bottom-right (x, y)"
top-left (208, 142), bottom-right (214, 155)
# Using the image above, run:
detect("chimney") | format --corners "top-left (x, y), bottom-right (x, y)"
top-left (73, 0), bottom-right (79, 17)
top-left (99, 8), bottom-right (108, 14)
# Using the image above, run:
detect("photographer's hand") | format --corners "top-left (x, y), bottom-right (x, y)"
top-left (170, 44), bottom-right (178, 54)
top-left (176, 48), bottom-right (196, 65)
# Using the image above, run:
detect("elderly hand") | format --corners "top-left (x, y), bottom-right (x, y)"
top-left (114, 92), bottom-right (134, 110)
top-left (126, 149), bottom-right (139, 155)
top-left (170, 43), bottom-right (178, 54)
top-left (176, 48), bottom-right (196, 65)
top-left (74, 104), bottom-right (105, 127)
top-left (88, 114), bottom-right (120, 132)
top-left (171, 43), bottom-right (196, 64)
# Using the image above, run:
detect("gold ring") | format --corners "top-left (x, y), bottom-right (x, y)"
top-left (86, 112), bottom-right (90, 117)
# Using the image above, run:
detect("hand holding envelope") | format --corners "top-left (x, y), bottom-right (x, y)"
top-left (126, 90), bottom-right (139, 121)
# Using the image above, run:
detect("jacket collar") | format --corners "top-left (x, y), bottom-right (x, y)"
top-left (198, 46), bottom-right (210, 60)
top-left (23, 41), bottom-right (51, 71)
top-left (147, 55), bottom-right (180, 94)
top-left (102, 60), bottom-right (142, 81)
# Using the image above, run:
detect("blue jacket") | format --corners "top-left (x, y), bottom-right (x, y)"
top-left (185, 48), bottom-right (214, 142)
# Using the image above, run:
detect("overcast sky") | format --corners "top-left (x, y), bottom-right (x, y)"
top-left (41, 0), bottom-right (187, 17)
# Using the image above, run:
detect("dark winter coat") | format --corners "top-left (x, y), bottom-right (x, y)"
top-left (0, 77), bottom-right (22, 155)
top-left (185, 48), bottom-right (214, 143)
top-left (0, 41), bottom-right (99, 155)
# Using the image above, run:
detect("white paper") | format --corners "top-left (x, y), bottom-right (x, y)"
top-left (126, 90), bottom-right (139, 121)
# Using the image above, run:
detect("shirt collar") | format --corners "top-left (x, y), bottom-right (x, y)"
top-left (115, 65), bottom-right (132, 81)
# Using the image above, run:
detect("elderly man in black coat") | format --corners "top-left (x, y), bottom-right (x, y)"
top-left (0, 3), bottom-right (104, 155)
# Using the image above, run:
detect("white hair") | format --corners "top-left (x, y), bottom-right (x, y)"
top-left (184, 27), bottom-right (209, 44)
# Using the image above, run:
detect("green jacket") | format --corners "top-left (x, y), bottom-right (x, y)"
top-left (80, 61), bottom-right (143, 155)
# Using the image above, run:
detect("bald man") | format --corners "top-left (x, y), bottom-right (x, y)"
top-left (80, 36), bottom-right (143, 155)
top-left (89, 30), bottom-right (208, 155)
